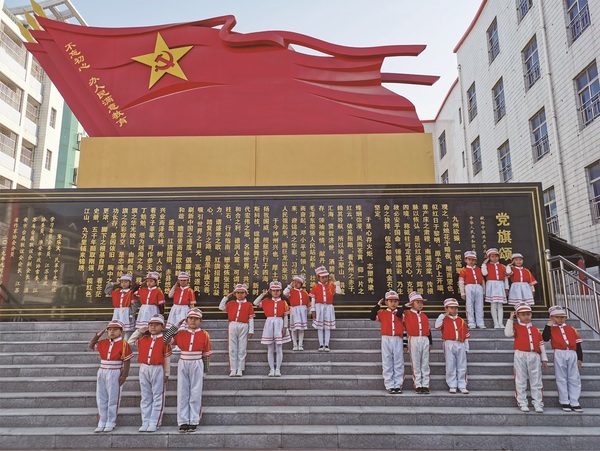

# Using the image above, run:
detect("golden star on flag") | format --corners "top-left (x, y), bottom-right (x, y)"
top-left (132, 33), bottom-right (193, 89)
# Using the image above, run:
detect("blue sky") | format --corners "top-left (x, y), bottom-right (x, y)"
top-left (7, 0), bottom-right (483, 119)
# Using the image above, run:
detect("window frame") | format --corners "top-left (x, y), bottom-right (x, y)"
top-left (543, 186), bottom-right (560, 235)
top-left (441, 170), bottom-right (449, 184)
top-left (438, 130), bottom-right (447, 159)
top-left (575, 62), bottom-right (600, 127)
top-left (492, 78), bottom-right (506, 123)
top-left (467, 83), bottom-right (478, 122)
top-left (517, 0), bottom-right (533, 22)
top-left (498, 141), bottom-right (513, 183)
top-left (487, 18), bottom-right (500, 63)
top-left (44, 149), bottom-right (52, 170)
top-left (567, 0), bottom-right (591, 43)
top-left (471, 137), bottom-right (482, 176)
top-left (523, 36), bottom-right (541, 90)
top-left (588, 160), bottom-right (600, 223)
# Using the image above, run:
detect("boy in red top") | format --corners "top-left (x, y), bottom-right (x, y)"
top-left (505, 303), bottom-right (548, 412)
top-left (128, 314), bottom-right (172, 432)
top-left (219, 283), bottom-right (256, 377)
top-left (435, 298), bottom-right (470, 394)
top-left (369, 290), bottom-right (407, 394)
top-left (542, 306), bottom-right (584, 412)
top-left (88, 320), bottom-right (133, 433)
top-left (309, 266), bottom-right (341, 352)
top-left (481, 248), bottom-right (509, 328)
top-left (166, 271), bottom-right (196, 328)
top-left (459, 251), bottom-right (486, 329)
top-left (403, 291), bottom-right (432, 394)
top-left (165, 309), bottom-right (211, 433)
top-left (507, 253), bottom-right (537, 306)
top-left (135, 271), bottom-right (165, 329)
top-left (105, 274), bottom-right (137, 339)
top-left (284, 275), bottom-right (310, 351)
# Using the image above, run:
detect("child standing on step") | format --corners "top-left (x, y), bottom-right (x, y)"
top-left (542, 305), bottom-right (584, 412)
top-left (309, 266), bottom-right (341, 351)
top-left (88, 320), bottom-right (133, 433)
top-left (166, 271), bottom-right (196, 328)
top-left (481, 248), bottom-right (509, 329)
top-left (459, 251), bottom-right (486, 329)
top-left (164, 309), bottom-right (211, 433)
top-left (507, 253), bottom-right (537, 306)
top-left (105, 274), bottom-right (137, 340)
top-left (505, 303), bottom-right (548, 413)
top-left (369, 290), bottom-right (407, 394)
top-left (254, 281), bottom-right (291, 376)
top-left (135, 271), bottom-right (165, 330)
top-left (435, 298), bottom-right (470, 394)
top-left (403, 291), bottom-right (432, 394)
top-left (284, 275), bottom-right (310, 351)
top-left (219, 283), bottom-right (255, 377)
top-left (128, 314), bottom-right (172, 432)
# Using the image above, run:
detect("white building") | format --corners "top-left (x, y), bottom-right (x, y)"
top-left (0, 0), bottom-right (85, 189)
top-left (425, 0), bottom-right (600, 258)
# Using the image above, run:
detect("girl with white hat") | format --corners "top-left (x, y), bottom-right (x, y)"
top-left (309, 266), bottom-right (341, 351)
top-left (166, 271), bottom-right (196, 328)
top-left (135, 271), bottom-right (165, 329)
top-left (283, 275), bottom-right (310, 351)
top-left (481, 248), bottom-right (509, 328)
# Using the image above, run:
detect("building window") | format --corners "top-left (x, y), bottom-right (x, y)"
top-left (487, 18), bottom-right (500, 62)
top-left (0, 176), bottom-right (12, 189)
top-left (72, 167), bottom-right (78, 186)
top-left (25, 97), bottom-right (40, 123)
top-left (471, 137), bottom-right (482, 175)
top-left (439, 131), bottom-right (447, 159)
top-left (492, 78), bottom-right (506, 123)
top-left (518, 0), bottom-right (533, 21)
top-left (45, 149), bottom-right (52, 170)
top-left (0, 126), bottom-right (16, 158)
top-left (0, 76), bottom-right (22, 111)
top-left (523, 36), bottom-right (541, 89)
top-left (20, 142), bottom-right (34, 167)
top-left (498, 141), bottom-right (512, 182)
top-left (467, 83), bottom-right (477, 122)
top-left (0, 22), bottom-right (27, 67)
top-left (576, 62), bottom-right (600, 127)
top-left (530, 109), bottom-right (550, 160)
top-left (589, 160), bottom-right (600, 222)
top-left (543, 187), bottom-right (560, 235)
top-left (441, 170), bottom-right (449, 184)
top-left (30, 57), bottom-right (43, 82)
top-left (458, 107), bottom-right (462, 124)
top-left (567, 0), bottom-right (590, 43)
top-left (49, 108), bottom-right (57, 128)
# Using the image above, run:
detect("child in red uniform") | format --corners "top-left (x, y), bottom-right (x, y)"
top-left (219, 283), bottom-right (255, 377)
top-left (309, 266), bottom-right (341, 351)
top-left (459, 251), bottom-right (486, 329)
top-left (88, 320), bottom-right (133, 433)
top-left (403, 291), bottom-right (432, 394)
top-left (435, 298), bottom-right (470, 394)
top-left (369, 290), bottom-right (407, 394)
top-left (165, 309), bottom-right (212, 433)
top-left (166, 271), bottom-right (196, 328)
top-left (128, 314), bottom-right (172, 432)
top-left (105, 274), bottom-right (137, 339)
top-left (507, 253), bottom-right (537, 306)
top-left (135, 271), bottom-right (165, 329)
top-left (254, 281), bottom-right (291, 376)
top-left (284, 275), bottom-right (310, 351)
top-left (481, 248), bottom-right (509, 329)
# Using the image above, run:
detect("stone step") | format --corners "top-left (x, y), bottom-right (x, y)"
top-left (1, 405), bottom-right (598, 428)
top-left (1, 389), bottom-right (598, 410)
top-left (0, 425), bottom-right (596, 450)
top-left (0, 374), bottom-right (597, 392)
top-left (0, 361), bottom-right (598, 378)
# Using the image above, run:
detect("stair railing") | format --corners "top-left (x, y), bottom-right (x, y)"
top-left (546, 250), bottom-right (600, 334)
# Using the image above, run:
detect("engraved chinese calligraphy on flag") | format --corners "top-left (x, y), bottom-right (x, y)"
top-left (26, 15), bottom-right (438, 137)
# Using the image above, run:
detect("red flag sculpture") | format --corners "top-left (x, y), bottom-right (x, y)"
top-left (24, 15), bottom-right (438, 137)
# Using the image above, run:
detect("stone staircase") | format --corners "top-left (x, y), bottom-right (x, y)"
top-left (0, 318), bottom-right (599, 449)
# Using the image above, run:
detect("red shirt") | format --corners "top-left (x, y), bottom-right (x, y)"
top-left (137, 286), bottom-right (165, 305)
top-left (509, 267), bottom-right (537, 285)
top-left (376, 308), bottom-right (404, 337)
top-left (403, 310), bottom-right (430, 337)
top-left (483, 263), bottom-right (507, 281)
top-left (459, 266), bottom-right (483, 285)
top-left (288, 288), bottom-right (310, 307)
top-left (513, 323), bottom-right (543, 353)
top-left (172, 286), bottom-right (196, 306)
top-left (111, 289), bottom-right (135, 308)
top-left (260, 298), bottom-right (289, 318)
top-left (171, 329), bottom-right (212, 359)
top-left (438, 316), bottom-right (470, 342)
top-left (95, 337), bottom-right (133, 369)
top-left (225, 300), bottom-right (255, 323)
top-left (549, 324), bottom-right (582, 351)
top-left (310, 283), bottom-right (337, 304)
top-left (136, 333), bottom-right (172, 365)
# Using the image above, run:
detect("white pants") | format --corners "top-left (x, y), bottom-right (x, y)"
top-left (96, 368), bottom-right (122, 428)
top-left (167, 304), bottom-right (190, 328)
top-left (465, 284), bottom-right (484, 327)
top-left (553, 349), bottom-right (581, 406)
top-left (139, 364), bottom-right (165, 427)
top-left (443, 340), bottom-right (468, 390)
top-left (514, 350), bottom-right (544, 408)
top-left (228, 321), bottom-right (249, 373)
top-left (177, 359), bottom-right (204, 426)
top-left (490, 303), bottom-right (504, 328)
top-left (381, 335), bottom-right (404, 390)
top-left (408, 336), bottom-right (430, 388)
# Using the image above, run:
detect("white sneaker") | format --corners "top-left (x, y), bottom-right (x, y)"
top-left (519, 405), bottom-right (530, 412)
top-left (460, 388), bottom-right (469, 394)
top-left (324, 346), bottom-right (330, 352)
top-left (274, 369), bottom-right (282, 377)
top-left (146, 424), bottom-right (158, 432)
top-left (293, 345), bottom-right (299, 351)
top-left (318, 346), bottom-right (324, 352)
top-left (449, 388), bottom-right (457, 394)
top-left (478, 325), bottom-right (487, 329)
top-left (534, 406), bottom-right (544, 413)
top-left (268, 369), bottom-right (275, 377)
top-left (103, 427), bottom-right (114, 432)
top-left (235, 370), bottom-right (243, 377)
top-left (229, 371), bottom-right (236, 377)
top-left (138, 424), bottom-right (148, 432)
top-left (299, 345), bottom-right (304, 351)
top-left (94, 427), bottom-right (104, 433)
top-left (468, 323), bottom-right (476, 328)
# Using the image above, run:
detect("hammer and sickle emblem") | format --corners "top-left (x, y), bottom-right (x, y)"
top-left (154, 51), bottom-right (175, 72)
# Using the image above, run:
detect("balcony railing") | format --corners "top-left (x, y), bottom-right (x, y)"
top-left (546, 214), bottom-right (560, 235)
top-left (488, 41), bottom-right (500, 62)
top-left (569, 4), bottom-right (591, 42)
top-left (468, 104), bottom-right (477, 122)
top-left (472, 157), bottom-right (482, 175)
top-left (580, 93), bottom-right (600, 126)
top-left (525, 61), bottom-right (540, 89)
top-left (533, 134), bottom-right (550, 160)
top-left (0, 133), bottom-right (16, 158)
top-left (592, 195), bottom-right (600, 222)
top-left (494, 100), bottom-right (506, 122)
top-left (0, 28), bottom-right (26, 67)
top-left (500, 164), bottom-right (512, 182)
top-left (518, 0), bottom-right (532, 21)
top-left (0, 80), bottom-right (21, 111)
